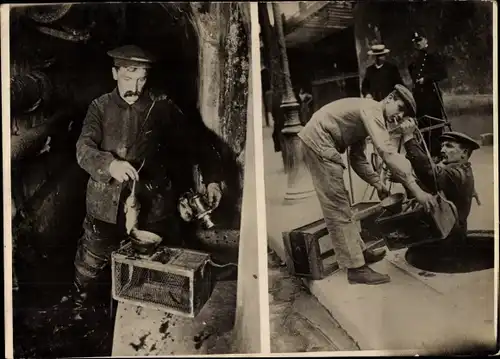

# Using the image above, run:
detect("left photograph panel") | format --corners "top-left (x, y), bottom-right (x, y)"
top-left (6, 3), bottom-right (259, 357)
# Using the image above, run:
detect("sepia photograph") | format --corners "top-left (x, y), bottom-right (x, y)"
top-left (4, 2), bottom-right (263, 357)
top-left (261, 1), bottom-right (497, 354)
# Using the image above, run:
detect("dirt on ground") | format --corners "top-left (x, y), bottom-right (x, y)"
top-left (267, 248), bottom-right (359, 353)
top-left (13, 282), bottom-right (116, 358)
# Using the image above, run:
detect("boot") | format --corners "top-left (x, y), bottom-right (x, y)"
top-left (57, 282), bottom-right (89, 321)
top-left (363, 247), bottom-right (386, 265)
top-left (347, 265), bottom-right (391, 285)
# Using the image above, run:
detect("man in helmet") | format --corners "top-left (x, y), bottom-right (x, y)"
top-left (408, 31), bottom-right (448, 159)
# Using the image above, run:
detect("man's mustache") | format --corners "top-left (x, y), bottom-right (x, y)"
top-left (124, 91), bottom-right (140, 97)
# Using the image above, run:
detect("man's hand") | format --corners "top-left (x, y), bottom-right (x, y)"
top-left (206, 183), bottom-right (222, 209)
top-left (109, 160), bottom-right (139, 183)
top-left (413, 188), bottom-right (438, 213)
top-left (399, 117), bottom-right (417, 136)
top-left (385, 169), bottom-right (404, 184)
top-left (397, 117), bottom-right (418, 143)
top-left (373, 181), bottom-right (390, 200)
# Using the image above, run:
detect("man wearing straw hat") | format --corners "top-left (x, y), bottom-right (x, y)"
top-left (299, 84), bottom-right (438, 285)
top-left (361, 44), bottom-right (404, 102)
top-left (65, 45), bottom-right (224, 318)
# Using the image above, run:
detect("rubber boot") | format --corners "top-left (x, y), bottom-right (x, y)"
top-left (57, 281), bottom-right (89, 321)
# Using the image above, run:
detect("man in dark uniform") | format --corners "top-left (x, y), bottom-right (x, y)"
top-left (398, 118), bottom-right (479, 241)
top-left (361, 44), bottom-right (404, 102)
top-left (68, 45), bottom-right (224, 315)
top-left (408, 31), bottom-right (448, 159)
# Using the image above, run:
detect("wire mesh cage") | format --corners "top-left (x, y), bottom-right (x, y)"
top-left (111, 243), bottom-right (214, 318)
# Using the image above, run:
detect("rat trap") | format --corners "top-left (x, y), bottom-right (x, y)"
top-left (111, 243), bottom-right (214, 318)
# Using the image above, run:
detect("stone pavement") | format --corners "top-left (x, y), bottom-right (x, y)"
top-left (263, 123), bottom-right (496, 353)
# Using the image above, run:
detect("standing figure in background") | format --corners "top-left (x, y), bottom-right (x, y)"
top-left (298, 87), bottom-right (313, 126)
top-left (408, 31), bottom-right (448, 159)
top-left (361, 44), bottom-right (404, 102)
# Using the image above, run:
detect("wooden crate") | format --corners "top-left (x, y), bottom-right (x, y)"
top-left (111, 243), bottom-right (214, 318)
top-left (282, 219), bottom-right (339, 280)
top-left (282, 202), bottom-right (386, 280)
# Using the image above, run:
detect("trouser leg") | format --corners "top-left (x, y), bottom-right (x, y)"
top-left (301, 142), bottom-right (365, 269)
top-left (74, 215), bottom-right (126, 292)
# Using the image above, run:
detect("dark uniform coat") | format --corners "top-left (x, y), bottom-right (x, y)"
top-left (408, 50), bottom-right (448, 158)
top-left (361, 62), bottom-right (404, 102)
top-left (76, 88), bottom-right (222, 225)
top-left (404, 138), bottom-right (475, 238)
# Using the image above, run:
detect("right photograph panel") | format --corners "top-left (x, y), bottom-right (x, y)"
top-left (260, 1), bottom-right (497, 354)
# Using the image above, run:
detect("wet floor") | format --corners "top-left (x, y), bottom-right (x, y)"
top-left (13, 246), bottom-right (238, 358)
top-left (112, 278), bottom-right (237, 356)
top-left (268, 249), bottom-right (359, 353)
top-left (13, 284), bottom-right (115, 358)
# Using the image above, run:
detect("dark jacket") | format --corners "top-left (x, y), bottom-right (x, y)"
top-left (408, 50), bottom-right (447, 119)
top-left (361, 62), bottom-right (404, 102)
top-left (76, 88), bottom-right (222, 224)
top-left (404, 138), bottom-right (475, 236)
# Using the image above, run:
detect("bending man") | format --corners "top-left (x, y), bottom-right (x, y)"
top-left (298, 85), bottom-right (436, 285)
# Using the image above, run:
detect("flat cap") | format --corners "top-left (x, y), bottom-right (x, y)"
top-left (394, 84), bottom-right (417, 117)
top-left (107, 45), bottom-right (155, 68)
top-left (440, 131), bottom-right (480, 151)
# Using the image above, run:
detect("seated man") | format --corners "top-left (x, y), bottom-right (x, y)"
top-left (398, 118), bottom-right (479, 241)
top-left (299, 84), bottom-right (437, 285)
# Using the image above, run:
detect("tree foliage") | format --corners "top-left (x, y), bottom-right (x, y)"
top-left (362, 1), bottom-right (493, 94)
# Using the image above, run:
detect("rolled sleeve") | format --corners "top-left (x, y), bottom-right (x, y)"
top-left (76, 100), bottom-right (115, 182)
top-left (360, 105), bottom-right (415, 186)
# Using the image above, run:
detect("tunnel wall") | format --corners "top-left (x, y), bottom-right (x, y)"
top-left (10, 5), bottom-right (122, 291)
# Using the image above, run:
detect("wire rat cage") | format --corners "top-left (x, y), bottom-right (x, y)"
top-left (111, 243), bottom-right (214, 318)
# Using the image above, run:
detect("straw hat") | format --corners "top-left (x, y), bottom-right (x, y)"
top-left (367, 44), bottom-right (390, 56)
